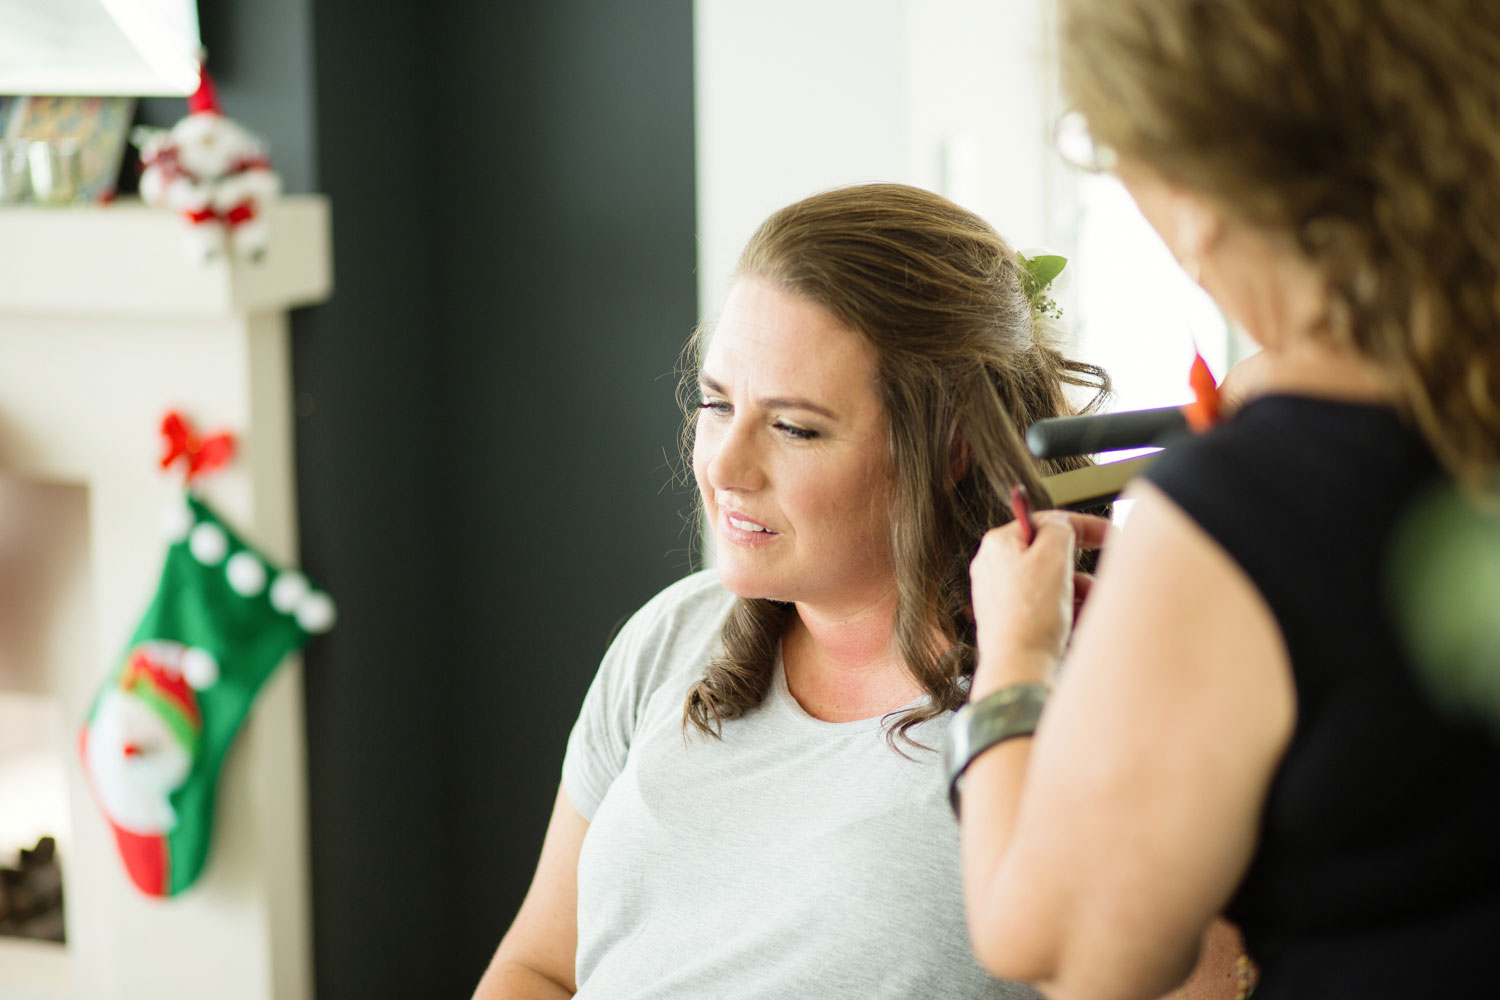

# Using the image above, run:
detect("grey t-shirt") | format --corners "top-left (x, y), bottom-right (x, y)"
top-left (563, 570), bottom-right (1037, 999)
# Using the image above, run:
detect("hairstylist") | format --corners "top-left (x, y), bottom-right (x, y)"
top-left (955, 2), bottom-right (1500, 998)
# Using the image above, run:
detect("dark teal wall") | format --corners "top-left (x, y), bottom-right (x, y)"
top-left (424, 1), bottom-right (699, 977)
top-left (150, 2), bottom-right (697, 995)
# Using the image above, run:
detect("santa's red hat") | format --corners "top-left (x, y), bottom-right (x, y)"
top-left (120, 645), bottom-right (205, 756)
top-left (188, 66), bottom-right (223, 115)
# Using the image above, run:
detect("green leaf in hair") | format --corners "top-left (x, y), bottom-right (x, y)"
top-left (1021, 253), bottom-right (1067, 292)
top-left (1017, 252), bottom-right (1068, 321)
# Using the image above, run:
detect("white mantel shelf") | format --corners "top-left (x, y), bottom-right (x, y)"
top-left (0, 196), bottom-right (331, 318)
top-left (0, 194), bottom-right (331, 1000)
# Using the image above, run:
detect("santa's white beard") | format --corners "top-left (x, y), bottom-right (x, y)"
top-left (175, 114), bottom-right (262, 179)
top-left (85, 689), bottom-right (193, 834)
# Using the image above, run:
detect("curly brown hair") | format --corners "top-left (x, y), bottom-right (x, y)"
top-left (679, 183), bottom-right (1110, 749)
top-left (1060, 0), bottom-right (1500, 488)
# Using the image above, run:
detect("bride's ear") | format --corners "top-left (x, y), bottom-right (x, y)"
top-left (948, 427), bottom-right (971, 487)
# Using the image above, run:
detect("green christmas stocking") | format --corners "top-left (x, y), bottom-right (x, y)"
top-left (80, 494), bottom-right (334, 897)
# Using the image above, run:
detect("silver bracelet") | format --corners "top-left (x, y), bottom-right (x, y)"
top-left (943, 683), bottom-right (1048, 817)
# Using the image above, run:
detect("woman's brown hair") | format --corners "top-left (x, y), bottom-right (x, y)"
top-left (1061, 0), bottom-right (1500, 488)
top-left (681, 183), bottom-right (1110, 748)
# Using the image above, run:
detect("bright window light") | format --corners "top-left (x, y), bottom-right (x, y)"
top-left (1070, 174), bottom-right (1235, 415)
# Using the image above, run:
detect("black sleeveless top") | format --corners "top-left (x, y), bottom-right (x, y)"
top-left (1143, 395), bottom-right (1500, 998)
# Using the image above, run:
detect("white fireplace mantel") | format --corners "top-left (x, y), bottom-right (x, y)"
top-left (0, 196), bottom-right (331, 1000)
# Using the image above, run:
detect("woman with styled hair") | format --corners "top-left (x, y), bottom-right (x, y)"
top-left (472, 183), bottom-right (1109, 999)
top-left (957, 2), bottom-right (1500, 998)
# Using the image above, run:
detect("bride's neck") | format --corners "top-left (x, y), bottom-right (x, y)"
top-left (781, 595), bottom-right (924, 721)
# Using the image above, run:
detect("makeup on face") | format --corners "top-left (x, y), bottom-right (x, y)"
top-left (691, 278), bottom-right (896, 609)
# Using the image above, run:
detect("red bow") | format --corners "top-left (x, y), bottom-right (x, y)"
top-left (160, 412), bottom-right (236, 481)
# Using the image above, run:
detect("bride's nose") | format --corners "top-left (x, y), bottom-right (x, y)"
top-left (703, 415), bottom-right (766, 493)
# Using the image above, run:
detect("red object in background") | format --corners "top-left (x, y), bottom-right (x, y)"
top-left (160, 411), bottom-right (236, 481)
top-left (187, 66), bottom-right (223, 116)
top-left (75, 729), bottom-right (172, 897)
top-left (108, 811), bottom-right (171, 897)
top-left (1182, 351), bottom-right (1222, 432)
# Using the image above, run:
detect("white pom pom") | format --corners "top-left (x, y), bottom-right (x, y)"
top-left (189, 523), bottom-right (228, 565)
top-left (270, 571), bottom-right (308, 614)
top-left (295, 592), bottom-right (337, 634)
top-left (161, 501), bottom-right (194, 543)
top-left (182, 647), bottom-right (220, 689)
top-left (226, 551), bottom-right (267, 597)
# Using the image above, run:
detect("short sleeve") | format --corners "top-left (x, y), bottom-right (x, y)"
top-left (561, 570), bottom-right (732, 821)
top-left (1140, 402), bottom-right (1361, 715)
top-left (562, 606), bottom-right (657, 820)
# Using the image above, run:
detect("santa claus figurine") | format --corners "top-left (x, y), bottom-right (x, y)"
top-left (139, 67), bottom-right (282, 262)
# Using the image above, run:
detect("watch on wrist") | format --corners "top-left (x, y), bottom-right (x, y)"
top-left (943, 683), bottom-right (1049, 817)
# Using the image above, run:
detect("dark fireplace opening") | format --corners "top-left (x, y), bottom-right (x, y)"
top-left (0, 477), bottom-right (89, 953)
top-left (0, 835), bottom-right (64, 943)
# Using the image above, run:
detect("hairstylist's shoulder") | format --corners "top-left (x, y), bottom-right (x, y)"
top-left (1136, 415), bottom-right (1285, 600)
top-left (1140, 403), bottom-right (1279, 524)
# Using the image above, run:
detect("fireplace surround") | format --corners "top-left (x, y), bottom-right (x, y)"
top-left (0, 196), bottom-right (330, 1000)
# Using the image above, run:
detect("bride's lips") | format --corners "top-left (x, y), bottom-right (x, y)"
top-left (719, 509), bottom-right (779, 546)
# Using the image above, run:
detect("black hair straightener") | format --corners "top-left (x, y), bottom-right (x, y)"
top-left (1033, 405), bottom-right (1192, 509)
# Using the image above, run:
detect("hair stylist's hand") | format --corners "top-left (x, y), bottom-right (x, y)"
top-left (969, 512), bottom-right (1113, 698)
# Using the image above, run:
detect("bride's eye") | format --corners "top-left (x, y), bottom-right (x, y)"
top-left (775, 421), bottom-right (818, 440)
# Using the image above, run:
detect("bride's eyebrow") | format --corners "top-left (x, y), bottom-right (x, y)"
top-left (699, 373), bottom-right (838, 419)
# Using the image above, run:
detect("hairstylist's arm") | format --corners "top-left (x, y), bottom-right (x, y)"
top-left (961, 486), bottom-right (1294, 999)
top-left (472, 785), bottom-right (585, 999)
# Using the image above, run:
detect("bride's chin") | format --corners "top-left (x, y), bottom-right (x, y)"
top-left (714, 565), bottom-right (785, 603)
